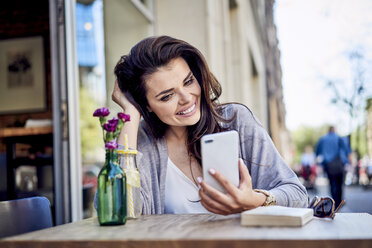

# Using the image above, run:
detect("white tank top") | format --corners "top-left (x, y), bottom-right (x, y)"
top-left (164, 158), bottom-right (210, 214)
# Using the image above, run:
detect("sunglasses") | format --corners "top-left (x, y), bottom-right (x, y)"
top-left (308, 196), bottom-right (345, 219)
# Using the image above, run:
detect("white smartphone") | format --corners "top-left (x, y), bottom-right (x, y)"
top-left (201, 130), bottom-right (240, 193)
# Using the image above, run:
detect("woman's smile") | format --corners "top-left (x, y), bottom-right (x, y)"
top-left (176, 103), bottom-right (196, 116)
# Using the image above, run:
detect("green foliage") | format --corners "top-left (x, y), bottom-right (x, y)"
top-left (366, 98), bottom-right (372, 110)
top-left (79, 87), bottom-right (103, 160)
top-left (350, 125), bottom-right (368, 158)
top-left (291, 125), bottom-right (328, 164)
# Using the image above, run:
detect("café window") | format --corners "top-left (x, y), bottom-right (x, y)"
top-left (76, 0), bottom-right (106, 219)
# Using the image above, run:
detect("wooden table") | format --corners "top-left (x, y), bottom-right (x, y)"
top-left (1, 213), bottom-right (372, 248)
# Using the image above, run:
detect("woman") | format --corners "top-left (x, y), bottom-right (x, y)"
top-left (113, 35), bottom-right (308, 215)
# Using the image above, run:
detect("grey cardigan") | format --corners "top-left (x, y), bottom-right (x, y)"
top-left (133, 103), bottom-right (308, 214)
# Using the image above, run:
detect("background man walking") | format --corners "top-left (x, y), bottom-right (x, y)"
top-left (315, 126), bottom-right (349, 207)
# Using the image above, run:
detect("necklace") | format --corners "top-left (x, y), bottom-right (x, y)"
top-left (188, 153), bottom-right (199, 186)
top-left (188, 153), bottom-right (202, 203)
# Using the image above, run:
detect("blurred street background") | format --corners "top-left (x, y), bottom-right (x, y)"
top-left (276, 0), bottom-right (372, 215)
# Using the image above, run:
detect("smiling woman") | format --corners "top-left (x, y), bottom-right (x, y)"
top-left (111, 35), bottom-right (308, 215)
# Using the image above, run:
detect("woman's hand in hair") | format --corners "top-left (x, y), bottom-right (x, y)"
top-left (198, 158), bottom-right (266, 215)
top-left (112, 80), bottom-right (139, 116)
top-left (113, 80), bottom-right (141, 149)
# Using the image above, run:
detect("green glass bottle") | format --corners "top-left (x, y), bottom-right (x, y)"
top-left (97, 150), bottom-right (127, 225)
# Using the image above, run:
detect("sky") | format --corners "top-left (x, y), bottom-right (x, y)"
top-left (274, 0), bottom-right (372, 135)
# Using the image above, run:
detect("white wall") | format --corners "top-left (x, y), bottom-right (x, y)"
top-left (155, 0), bottom-right (207, 57)
top-left (103, 0), bottom-right (153, 112)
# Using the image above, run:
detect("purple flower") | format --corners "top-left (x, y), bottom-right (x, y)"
top-left (105, 140), bottom-right (118, 150)
top-left (103, 117), bottom-right (118, 132)
top-left (118, 112), bottom-right (130, 122)
top-left (93, 107), bottom-right (110, 117)
top-left (103, 123), bottom-right (116, 132)
top-left (108, 117), bottom-right (118, 126)
top-left (94, 108), bottom-right (127, 149)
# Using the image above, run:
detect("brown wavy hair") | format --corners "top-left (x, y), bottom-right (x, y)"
top-left (114, 35), bottom-right (233, 163)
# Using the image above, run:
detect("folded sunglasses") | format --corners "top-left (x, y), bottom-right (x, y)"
top-left (308, 196), bottom-right (345, 219)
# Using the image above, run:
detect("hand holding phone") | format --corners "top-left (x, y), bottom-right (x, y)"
top-left (201, 130), bottom-right (239, 193)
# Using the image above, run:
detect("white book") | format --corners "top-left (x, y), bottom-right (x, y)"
top-left (241, 206), bottom-right (314, 227)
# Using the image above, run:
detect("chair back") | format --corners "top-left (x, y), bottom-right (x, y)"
top-left (0, 196), bottom-right (53, 238)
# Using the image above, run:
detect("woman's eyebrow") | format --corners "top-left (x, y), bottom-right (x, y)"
top-left (183, 71), bottom-right (192, 82)
top-left (155, 71), bottom-right (193, 98)
top-left (155, 88), bottom-right (173, 98)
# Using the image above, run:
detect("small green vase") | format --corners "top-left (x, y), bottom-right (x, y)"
top-left (97, 150), bottom-right (127, 225)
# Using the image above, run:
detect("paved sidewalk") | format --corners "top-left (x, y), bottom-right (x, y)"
top-left (307, 176), bottom-right (372, 214)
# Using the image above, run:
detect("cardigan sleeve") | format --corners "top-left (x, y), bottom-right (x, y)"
top-left (135, 121), bottom-right (167, 214)
top-left (226, 104), bottom-right (308, 208)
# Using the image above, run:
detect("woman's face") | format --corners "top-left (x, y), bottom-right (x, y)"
top-left (145, 57), bottom-right (201, 129)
